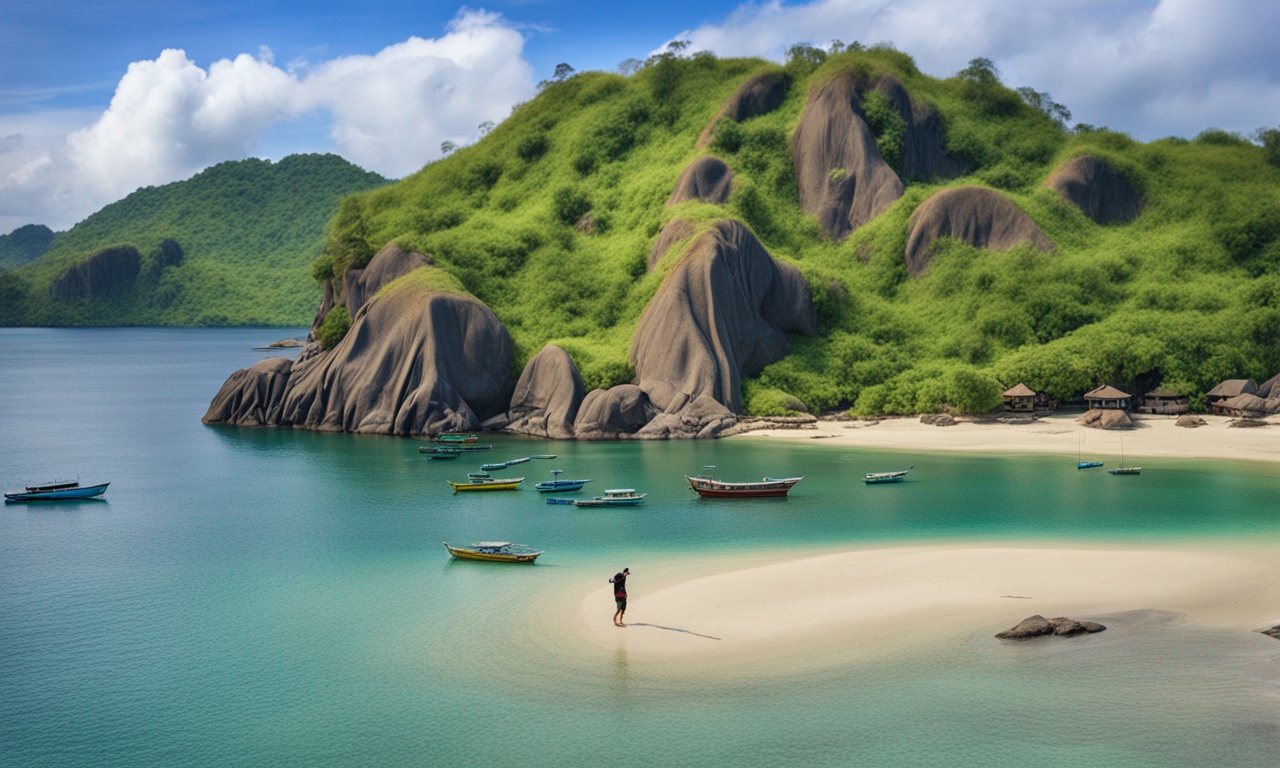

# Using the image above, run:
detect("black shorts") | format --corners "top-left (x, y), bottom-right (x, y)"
top-left (615, 596), bottom-right (627, 610)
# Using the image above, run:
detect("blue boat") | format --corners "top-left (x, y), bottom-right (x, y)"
top-left (534, 470), bottom-right (591, 493)
top-left (1077, 461), bottom-right (1104, 470)
top-left (5, 480), bottom-right (110, 501)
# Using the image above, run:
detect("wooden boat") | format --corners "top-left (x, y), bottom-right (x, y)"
top-left (573, 489), bottom-right (646, 507)
top-left (865, 466), bottom-right (912, 484)
top-left (480, 462), bottom-right (509, 471)
top-left (505, 456), bottom-right (531, 466)
top-left (686, 474), bottom-right (803, 498)
top-left (443, 541), bottom-right (542, 563)
top-left (534, 469), bottom-right (591, 493)
top-left (434, 434), bottom-right (478, 444)
top-left (420, 444), bottom-right (491, 453)
top-left (446, 476), bottom-right (524, 493)
top-left (5, 479), bottom-right (110, 501)
top-left (531, 454), bottom-right (557, 459)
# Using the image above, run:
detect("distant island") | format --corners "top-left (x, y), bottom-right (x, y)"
top-left (59, 45), bottom-right (1277, 436)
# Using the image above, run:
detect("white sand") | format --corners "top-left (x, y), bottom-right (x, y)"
top-left (575, 543), bottom-right (1280, 672)
top-left (736, 412), bottom-right (1280, 464)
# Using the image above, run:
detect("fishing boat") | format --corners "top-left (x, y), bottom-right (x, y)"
top-left (420, 444), bottom-right (491, 453)
top-left (1107, 436), bottom-right (1142, 475)
top-left (443, 541), bottom-right (542, 563)
top-left (446, 476), bottom-right (524, 493)
top-left (686, 466), bottom-right (802, 498)
top-left (434, 434), bottom-right (478, 444)
top-left (865, 466), bottom-right (912, 484)
top-left (545, 498), bottom-right (575, 505)
top-left (480, 461), bottom-right (509, 471)
top-left (573, 489), bottom-right (647, 507)
top-left (5, 479), bottom-right (110, 501)
top-left (534, 469), bottom-right (591, 493)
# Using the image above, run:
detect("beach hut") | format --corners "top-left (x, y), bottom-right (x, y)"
top-left (1137, 389), bottom-right (1188, 415)
top-left (1214, 393), bottom-right (1273, 418)
top-left (1083, 385), bottom-right (1131, 411)
top-left (1002, 383), bottom-right (1036, 413)
top-left (1206, 379), bottom-right (1257, 407)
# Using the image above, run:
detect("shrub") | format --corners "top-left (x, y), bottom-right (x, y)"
top-left (710, 118), bottom-right (743, 154)
top-left (861, 89), bottom-right (906, 170)
top-left (316, 306), bottom-right (351, 349)
top-left (552, 186), bottom-right (592, 226)
top-left (516, 134), bottom-right (549, 161)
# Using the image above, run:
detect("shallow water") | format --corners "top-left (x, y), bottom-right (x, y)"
top-left (2, 328), bottom-right (1279, 766)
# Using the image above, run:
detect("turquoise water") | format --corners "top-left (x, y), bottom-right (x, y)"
top-left (2, 328), bottom-right (1280, 766)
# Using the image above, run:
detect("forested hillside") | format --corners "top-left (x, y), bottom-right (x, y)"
top-left (2, 154), bottom-right (386, 326)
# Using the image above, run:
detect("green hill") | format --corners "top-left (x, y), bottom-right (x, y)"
top-left (306, 47), bottom-right (1280, 416)
top-left (0, 224), bottom-right (56, 270)
top-left (3, 154), bottom-right (387, 326)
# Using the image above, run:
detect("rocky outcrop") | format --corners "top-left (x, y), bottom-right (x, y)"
top-left (647, 219), bottom-right (696, 271)
top-left (202, 357), bottom-right (294, 427)
top-left (631, 220), bottom-right (815, 426)
top-left (996, 615), bottom-right (1106, 640)
top-left (573, 385), bottom-right (656, 440)
top-left (505, 344), bottom-right (585, 439)
top-left (1045, 155), bottom-right (1141, 225)
top-left (1077, 409), bottom-right (1133, 429)
top-left (920, 413), bottom-right (957, 426)
top-left (793, 72), bottom-right (904, 240)
top-left (206, 268), bottom-right (513, 435)
top-left (1175, 414), bottom-right (1206, 428)
top-left (49, 246), bottom-right (142, 301)
top-left (342, 243), bottom-right (433, 318)
top-left (1258, 373), bottom-right (1280, 399)
top-left (904, 187), bottom-right (1054, 276)
top-left (667, 157), bottom-right (734, 206)
top-left (1262, 625), bottom-right (1280, 640)
top-left (697, 70), bottom-right (789, 147)
top-left (872, 75), bottom-right (965, 180)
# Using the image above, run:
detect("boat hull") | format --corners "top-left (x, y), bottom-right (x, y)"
top-left (864, 476), bottom-right (906, 485)
top-left (444, 544), bottom-right (541, 563)
top-left (572, 497), bottom-right (646, 507)
top-left (447, 478), bottom-right (524, 492)
top-left (1107, 468), bottom-right (1142, 475)
top-left (535, 480), bottom-right (589, 493)
top-left (1077, 462), bottom-right (1104, 470)
top-left (686, 476), bottom-right (802, 498)
top-left (5, 482), bottom-right (110, 501)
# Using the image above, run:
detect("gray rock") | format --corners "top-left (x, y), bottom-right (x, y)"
top-left (1045, 155), bottom-right (1142, 225)
top-left (573, 385), bottom-right (656, 440)
top-left (1175, 414), bottom-right (1206, 428)
top-left (343, 242), bottom-right (433, 317)
top-left (996, 615), bottom-right (1106, 640)
top-left (1077, 409), bottom-right (1133, 429)
top-left (697, 70), bottom-right (789, 147)
top-left (202, 357), bottom-right (294, 427)
top-left (872, 75), bottom-right (966, 181)
top-left (905, 187), bottom-right (1054, 276)
top-left (920, 413), bottom-right (957, 426)
top-left (506, 344), bottom-right (585, 439)
top-left (648, 219), bottom-right (697, 271)
top-left (1262, 625), bottom-right (1280, 640)
top-left (667, 157), bottom-right (734, 206)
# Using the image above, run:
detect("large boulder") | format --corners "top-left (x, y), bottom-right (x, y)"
top-left (872, 75), bottom-right (965, 181)
top-left (202, 357), bottom-right (294, 427)
top-left (904, 187), bottom-right (1054, 276)
top-left (50, 246), bottom-right (142, 301)
top-left (1077, 408), bottom-right (1133, 429)
top-left (667, 157), bottom-right (734, 206)
top-left (342, 243), bottom-right (434, 317)
top-left (792, 72), bottom-right (904, 240)
top-left (1045, 155), bottom-right (1141, 225)
top-left (505, 344), bottom-right (585, 439)
top-left (996, 615), bottom-right (1106, 640)
top-left (630, 220), bottom-right (815, 423)
top-left (697, 70), bottom-right (789, 147)
top-left (573, 385), bottom-right (656, 440)
top-left (647, 219), bottom-right (697, 271)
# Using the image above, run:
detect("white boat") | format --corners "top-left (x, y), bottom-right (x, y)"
top-left (865, 467), bottom-right (911, 484)
top-left (573, 488), bottom-right (646, 507)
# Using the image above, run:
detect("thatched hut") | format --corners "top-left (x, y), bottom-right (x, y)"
top-left (1083, 385), bottom-right (1131, 411)
top-left (1206, 379), bottom-right (1257, 406)
top-left (1214, 393), bottom-right (1273, 418)
top-left (1137, 389), bottom-right (1188, 415)
top-left (1002, 383), bottom-right (1036, 413)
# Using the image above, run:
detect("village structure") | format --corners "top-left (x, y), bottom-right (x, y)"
top-left (998, 375), bottom-right (1280, 428)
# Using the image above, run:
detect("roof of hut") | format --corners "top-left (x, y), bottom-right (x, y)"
top-left (1207, 379), bottom-right (1258, 398)
top-left (1003, 383), bottom-right (1035, 397)
top-left (1143, 389), bottom-right (1187, 399)
top-left (1220, 393), bottom-right (1271, 413)
top-left (1084, 385), bottom-right (1130, 399)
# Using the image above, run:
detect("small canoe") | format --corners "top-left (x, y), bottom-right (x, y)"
top-left (447, 477), bottom-right (524, 493)
top-left (505, 457), bottom-right (531, 466)
top-left (421, 444), bottom-right (491, 454)
top-left (531, 454), bottom-right (557, 460)
top-left (443, 541), bottom-right (542, 563)
top-left (535, 479), bottom-right (591, 492)
top-left (546, 498), bottom-right (575, 505)
top-left (480, 462), bottom-right (508, 471)
top-left (434, 434), bottom-right (478, 444)
top-left (865, 467), bottom-right (911, 485)
top-left (5, 480), bottom-right (110, 501)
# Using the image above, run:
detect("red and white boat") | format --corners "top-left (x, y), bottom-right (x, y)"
top-left (685, 468), bottom-right (803, 498)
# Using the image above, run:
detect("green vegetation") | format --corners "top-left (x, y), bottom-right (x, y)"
top-left (316, 306), bottom-right (351, 349)
top-left (0, 224), bottom-right (56, 270)
top-left (299, 50), bottom-right (1280, 415)
top-left (6, 154), bottom-right (386, 326)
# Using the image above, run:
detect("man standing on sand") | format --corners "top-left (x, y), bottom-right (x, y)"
top-left (610, 568), bottom-right (630, 626)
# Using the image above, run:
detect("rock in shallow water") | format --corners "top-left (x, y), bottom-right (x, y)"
top-left (996, 615), bottom-right (1106, 640)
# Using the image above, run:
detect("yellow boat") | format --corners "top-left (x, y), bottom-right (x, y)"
top-left (443, 541), bottom-right (542, 563)
top-left (446, 476), bottom-right (524, 493)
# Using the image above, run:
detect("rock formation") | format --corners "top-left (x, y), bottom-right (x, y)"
top-left (792, 72), bottom-right (904, 240)
top-left (1045, 155), bottom-right (1141, 225)
top-left (50, 246), bottom-right (142, 301)
top-left (202, 357), bottom-right (294, 427)
top-left (996, 615), bottom-right (1106, 640)
top-left (647, 219), bottom-right (696, 271)
top-left (630, 219), bottom-right (815, 427)
top-left (205, 267), bottom-right (513, 435)
top-left (505, 344), bottom-right (585, 439)
top-left (342, 243), bottom-right (434, 318)
top-left (573, 385), bottom-right (656, 440)
top-left (872, 75), bottom-right (966, 180)
top-left (1174, 414), bottom-right (1206, 428)
top-left (1077, 409), bottom-right (1132, 429)
top-left (697, 70), bottom-right (789, 147)
top-left (904, 187), bottom-right (1054, 276)
top-left (1257, 373), bottom-right (1280, 399)
top-left (667, 157), bottom-right (734, 206)
top-left (1262, 625), bottom-right (1280, 640)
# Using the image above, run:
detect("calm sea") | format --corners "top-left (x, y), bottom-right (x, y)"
top-left (2, 328), bottom-right (1279, 767)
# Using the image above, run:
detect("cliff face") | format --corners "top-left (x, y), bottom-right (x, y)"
top-left (49, 246), bottom-right (142, 301)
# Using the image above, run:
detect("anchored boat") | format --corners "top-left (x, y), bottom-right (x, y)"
top-left (443, 541), bottom-right (542, 563)
top-left (534, 469), bottom-right (592, 493)
top-left (573, 489), bottom-right (646, 507)
top-left (446, 476), bottom-right (524, 493)
top-left (5, 479), bottom-right (110, 501)
top-left (686, 466), bottom-right (802, 498)
top-left (434, 434), bottom-right (478, 444)
top-left (864, 467), bottom-right (912, 484)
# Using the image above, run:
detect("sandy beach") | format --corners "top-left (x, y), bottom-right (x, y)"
top-left (737, 412), bottom-right (1280, 464)
top-left (576, 543), bottom-right (1280, 673)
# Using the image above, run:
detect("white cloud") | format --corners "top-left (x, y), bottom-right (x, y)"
top-left (669, 0), bottom-right (1280, 140)
top-left (0, 8), bottom-right (535, 232)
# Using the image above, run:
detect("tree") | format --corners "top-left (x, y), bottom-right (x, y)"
top-left (666, 40), bottom-right (691, 56)
top-left (477, 121), bottom-right (495, 137)
top-left (1017, 86), bottom-right (1072, 127)
top-left (1258, 127), bottom-right (1280, 168)
top-left (957, 57), bottom-right (1000, 87)
top-left (553, 62), bottom-right (575, 81)
top-left (785, 43), bottom-right (828, 72)
top-left (440, 140), bottom-right (457, 156)
top-left (617, 58), bottom-right (642, 76)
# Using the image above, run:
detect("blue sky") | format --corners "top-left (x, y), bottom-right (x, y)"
top-left (1, 0), bottom-right (1277, 231)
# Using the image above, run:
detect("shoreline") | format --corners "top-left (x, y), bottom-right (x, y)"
top-left (732, 412), bottom-right (1280, 465)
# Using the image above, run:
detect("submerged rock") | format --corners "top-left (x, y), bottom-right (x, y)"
top-left (996, 615), bottom-right (1106, 640)
top-left (1262, 626), bottom-right (1280, 640)
top-left (505, 344), bottom-right (585, 440)
top-left (1045, 155), bottom-right (1141, 225)
top-left (905, 187), bottom-right (1054, 276)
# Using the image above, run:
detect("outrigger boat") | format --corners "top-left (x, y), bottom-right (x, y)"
top-left (686, 466), bottom-right (802, 498)
top-left (5, 479), bottom-right (110, 501)
top-left (443, 541), bottom-right (542, 563)
top-left (446, 476), bottom-right (524, 493)
top-left (534, 469), bottom-right (591, 493)
top-left (864, 466), bottom-right (912, 484)
top-left (573, 489), bottom-right (646, 507)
